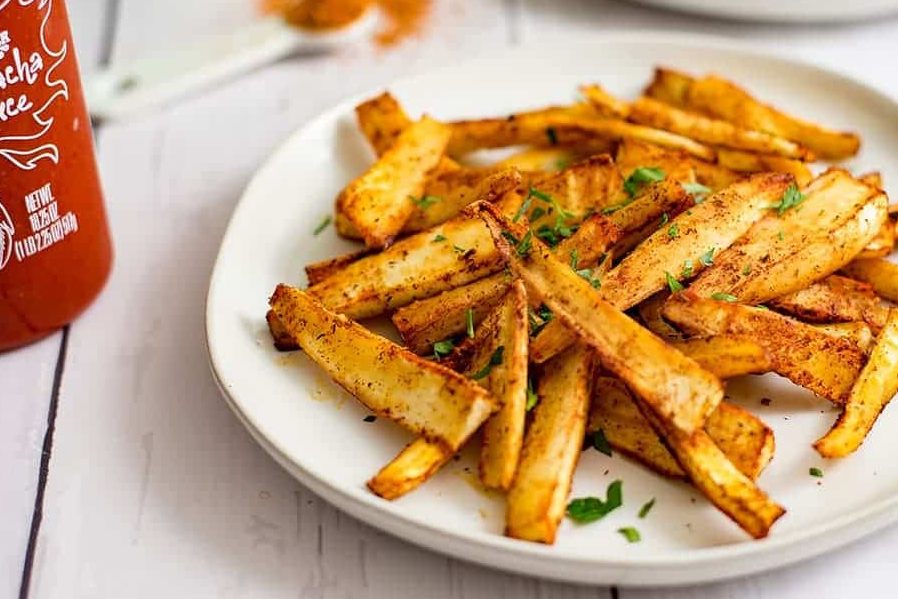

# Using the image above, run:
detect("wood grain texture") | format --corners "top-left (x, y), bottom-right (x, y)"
top-left (3, 1), bottom-right (898, 597)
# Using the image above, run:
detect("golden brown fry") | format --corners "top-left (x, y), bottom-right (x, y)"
top-left (646, 69), bottom-right (859, 160)
top-left (368, 438), bottom-right (454, 500)
top-left (505, 343), bottom-right (596, 543)
top-left (579, 83), bottom-right (631, 119)
top-left (664, 293), bottom-right (867, 403)
top-left (814, 322), bottom-right (874, 353)
top-left (672, 335), bottom-right (773, 379)
top-left (474, 202), bottom-right (723, 434)
top-left (768, 275), bottom-right (890, 332)
top-left (311, 191), bottom-right (523, 319)
top-left (337, 116), bottom-right (451, 248)
top-left (615, 138), bottom-right (742, 192)
top-left (589, 377), bottom-right (775, 480)
top-left (304, 248), bottom-right (374, 286)
top-left (690, 169), bottom-right (885, 302)
top-left (715, 148), bottom-right (813, 187)
top-left (856, 217), bottom-right (896, 259)
top-left (841, 258), bottom-right (898, 303)
top-left (637, 397), bottom-right (784, 539)
top-left (392, 209), bottom-right (622, 354)
top-left (637, 290), bottom-right (684, 342)
top-left (815, 309), bottom-right (898, 457)
top-left (355, 91), bottom-right (413, 156)
top-left (495, 147), bottom-right (584, 172)
top-left (629, 96), bottom-right (813, 160)
top-left (270, 285), bottom-right (495, 448)
top-left (266, 308), bottom-right (299, 351)
top-left (480, 281), bottom-right (530, 490)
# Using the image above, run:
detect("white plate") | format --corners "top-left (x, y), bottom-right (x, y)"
top-left (630, 0), bottom-right (898, 23)
top-left (206, 33), bottom-right (898, 586)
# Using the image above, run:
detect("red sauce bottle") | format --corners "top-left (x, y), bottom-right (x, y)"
top-left (0, 0), bottom-right (112, 351)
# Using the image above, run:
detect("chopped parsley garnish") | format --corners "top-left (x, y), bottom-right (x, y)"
top-left (566, 480), bottom-right (623, 524)
top-left (624, 166), bottom-right (665, 198)
top-left (313, 216), bottom-right (332, 235)
top-left (554, 158), bottom-right (570, 171)
top-left (410, 194), bottom-right (442, 209)
top-left (432, 234), bottom-right (447, 243)
top-left (546, 127), bottom-right (558, 146)
top-left (711, 292), bottom-right (738, 302)
top-left (470, 346), bottom-right (504, 379)
top-left (638, 498), bottom-right (655, 519)
top-left (592, 429), bottom-right (612, 457)
top-left (527, 187), bottom-right (578, 247)
top-left (363, 415), bottom-right (377, 423)
top-left (515, 230), bottom-right (533, 256)
top-left (529, 206), bottom-right (546, 221)
top-left (659, 212), bottom-right (669, 226)
top-left (432, 339), bottom-right (455, 360)
top-left (742, 264), bottom-right (752, 275)
top-left (778, 231), bottom-right (785, 241)
top-left (526, 378), bottom-right (539, 411)
top-left (618, 527), bottom-right (641, 543)
top-left (809, 467), bottom-right (824, 478)
top-left (466, 308), bottom-right (475, 338)
top-left (666, 271), bottom-right (684, 293)
top-left (680, 259), bottom-right (693, 279)
top-left (699, 247), bottom-right (715, 267)
top-left (682, 181), bottom-right (711, 203)
top-left (501, 231), bottom-right (520, 246)
top-left (528, 304), bottom-right (554, 336)
top-left (570, 249), bottom-right (580, 270)
top-left (570, 249), bottom-right (600, 287)
top-left (453, 245), bottom-right (467, 254)
top-left (667, 223), bottom-right (679, 238)
top-left (513, 195), bottom-right (534, 223)
top-left (768, 184), bottom-right (805, 216)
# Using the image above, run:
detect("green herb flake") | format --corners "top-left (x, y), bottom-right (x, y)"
top-left (681, 259), bottom-right (694, 279)
top-left (570, 249), bottom-right (580, 270)
top-left (699, 247), bottom-right (715, 267)
top-left (554, 159), bottom-right (570, 171)
top-left (618, 527), bottom-right (641, 543)
top-left (659, 212), bottom-right (669, 227)
top-left (410, 194), bottom-right (442, 209)
top-left (529, 207), bottom-right (546, 221)
top-left (711, 292), bottom-right (738, 302)
top-left (513, 195), bottom-right (534, 223)
top-left (667, 223), bottom-right (679, 239)
top-left (313, 216), bottom-right (332, 236)
top-left (682, 181), bottom-right (711, 203)
top-left (432, 234), bottom-right (447, 243)
top-left (432, 339), bottom-right (455, 360)
top-left (470, 346), bottom-right (504, 380)
top-left (810, 467), bottom-right (824, 478)
top-left (566, 480), bottom-right (623, 524)
top-left (638, 498), bottom-right (655, 519)
top-left (767, 184), bottom-right (806, 216)
top-left (666, 272), bottom-right (684, 293)
top-left (526, 378), bottom-right (539, 411)
top-left (515, 230), bottom-right (533, 257)
top-left (546, 127), bottom-right (558, 146)
top-left (778, 231), bottom-right (785, 241)
top-left (453, 245), bottom-right (467, 254)
top-left (592, 429), bottom-right (612, 457)
top-left (466, 308), bottom-right (475, 338)
top-left (624, 167), bottom-right (665, 198)
top-left (742, 264), bottom-right (752, 275)
top-left (501, 231), bottom-right (520, 246)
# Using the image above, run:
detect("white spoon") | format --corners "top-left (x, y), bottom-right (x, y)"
top-left (86, 8), bottom-right (378, 121)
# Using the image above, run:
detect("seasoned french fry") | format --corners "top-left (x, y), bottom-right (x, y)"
top-left (768, 275), bottom-right (890, 332)
top-left (304, 248), bottom-right (374, 286)
top-left (690, 169), bottom-right (885, 302)
top-left (646, 69), bottom-right (860, 160)
top-left (815, 309), bottom-right (898, 458)
top-left (636, 396), bottom-right (784, 539)
top-left (615, 138), bottom-right (740, 192)
top-left (270, 285), bottom-right (495, 448)
top-left (664, 293), bottom-right (866, 403)
top-left (530, 173), bottom-right (793, 363)
top-left (337, 116), bottom-right (451, 248)
top-left (814, 322), bottom-right (874, 353)
top-left (392, 210), bottom-right (622, 354)
top-left (671, 335), bottom-right (773, 379)
top-left (311, 191), bottom-right (524, 319)
top-left (856, 216), bottom-right (896, 259)
top-left (629, 96), bottom-right (813, 160)
top-left (841, 258), bottom-right (898, 303)
top-left (480, 280), bottom-right (530, 490)
top-left (355, 91), bottom-right (413, 156)
top-left (368, 438), bottom-right (454, 500)
top-left (505, 343), bottom-right (596, 543)
top-left (579, 84), bottom-right (631, 119)
top-left (589, 377), bottom-right (775, 480)
top-left (446, 110), bottom-right (716, 161)
top-left (266, 308), bottom-right (299, 351)
top-left (474, 202), bottom-right (723, 435)
top-left (496, 147), bottom-right (585, 172)
top-left (637, 291), bottom-right (684, 342)
top-left (715, 148), bottom-right (813, 187)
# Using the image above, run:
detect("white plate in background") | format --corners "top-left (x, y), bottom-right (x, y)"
top-left (206, 33), bottom-right (898, 586)
top-left (630, 0), bottom-right (898, 23)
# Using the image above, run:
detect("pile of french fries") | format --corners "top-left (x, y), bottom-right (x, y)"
top-left (267, 67), bottom-right (898, 544)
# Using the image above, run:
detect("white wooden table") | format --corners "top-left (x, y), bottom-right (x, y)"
top-left (3, 1), bottom-right (898, 597)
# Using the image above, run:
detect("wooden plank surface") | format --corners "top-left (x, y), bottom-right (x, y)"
top-left (3, 1), bottom-right (898, 597)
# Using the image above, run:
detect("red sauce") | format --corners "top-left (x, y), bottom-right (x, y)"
top-left (0, 0), bottom-right (112, 351)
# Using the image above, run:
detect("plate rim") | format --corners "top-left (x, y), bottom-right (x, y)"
top-left (205, 30), bottom-right (898, 584)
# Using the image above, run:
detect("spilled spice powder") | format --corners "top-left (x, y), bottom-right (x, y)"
top-left (261, 0), bottom-right (431, 47)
